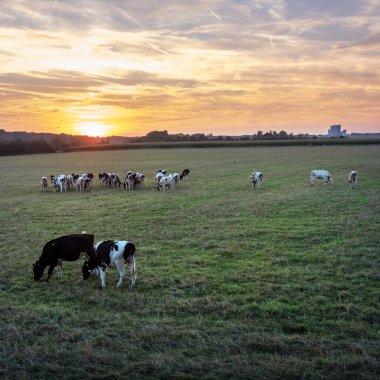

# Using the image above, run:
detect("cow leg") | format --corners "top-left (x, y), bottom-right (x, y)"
top-left (130, 257), bottom-right (137, 289)
top-left (99, 266), bottom-right (107, 288)
top-left (57, 259), bottom-right (63, 278)
top-left (115, 261), bottom-right (126, 288)
top-left (46, 263), bottom-right (57, 282)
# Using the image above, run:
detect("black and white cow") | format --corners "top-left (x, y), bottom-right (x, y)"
top-left (157, 174), bottom-right (175, 191)
top-left (40, 176), bottom-right (48, 192)
top-left (310, 170), bottom-right (333, 186)
top-left (348, 170), bottom-right (358, 189)
top-left (180, 168), bottom-right (190, 180)
top-left (50, 175), bottom-right (67, 193)
top-left (172, 173), bottom-right (180, 189)
top-left (98, 172), bottom-right (109, 186)
top-left (82, 240), bottom-right (136, 289)
top-left (250, 171), bottom-right (264, 189)
top-left (33, 233), bottom-right (95, 282)
top-left (155, 170), bottom-right (167, 188)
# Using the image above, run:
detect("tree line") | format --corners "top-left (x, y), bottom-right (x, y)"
top-left (0, 128), bottom-right (322, 156)
top-left (129, 129), bottom-right (311, 143)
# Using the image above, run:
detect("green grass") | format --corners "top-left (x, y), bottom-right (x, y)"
top-left (0, 145), bottom-right (379, 379)
top-left (64, 138), bottom-right (380, 152)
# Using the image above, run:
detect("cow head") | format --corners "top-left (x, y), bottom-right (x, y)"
top-left (33, 260), bottom-right (44, 281)
top-left (82, 257), bottom-right (98, 280)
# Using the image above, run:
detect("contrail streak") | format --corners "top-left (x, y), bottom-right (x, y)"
top-left (207, 6), bottom-right (222, 21)
top-left (269, 34), bottom-right (274, 49)
top-left (144, 39), bottom-right (172, 56)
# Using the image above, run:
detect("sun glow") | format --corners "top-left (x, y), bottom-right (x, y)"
top-left (76, 121), bottom-right (110, 137)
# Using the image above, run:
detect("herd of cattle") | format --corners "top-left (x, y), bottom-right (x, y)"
top-left (41, 168), bottom-right (359, 194)
top-left (33, 169), bottom-right (359, 287)
top-left (41, 169), bottom-right (190, 193)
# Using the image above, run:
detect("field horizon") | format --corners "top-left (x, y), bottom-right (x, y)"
top-left (1, 145), bottom-right (379, 379)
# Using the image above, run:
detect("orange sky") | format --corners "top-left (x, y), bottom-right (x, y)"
top-left (0, 0), bottom-right (379, 137)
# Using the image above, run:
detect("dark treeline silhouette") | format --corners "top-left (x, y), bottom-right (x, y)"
top-left (0, 128), bottom-right (351, 156)
top-left (0, 138), bottom-right (55, 156)
top-left (129, 129), bottom-right (307, 142)
top-left (0, 129), bottom-right (124, 156)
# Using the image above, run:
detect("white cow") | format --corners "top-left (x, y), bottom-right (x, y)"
top-left (250, 171), bottom-right (263, 189)
top-left (310, 170), bottom-right (333, 185)
top-left (172, 173), bottom-right (180, 189)
top-left (76, 176), bottom-right (85, 192)
top-left (155, 170), bottom-right (167, 187)
top-left (348, 171), bottom-right (358, 189)
top-left (158, 175), bottom-right (175, 191)
top-left (40, 176), bottom-right (48, 192)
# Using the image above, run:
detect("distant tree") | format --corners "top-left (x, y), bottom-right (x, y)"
top-left (145, 130), bottom-right (170, 142)
top-left (189, 133), bottom-right (207, 141)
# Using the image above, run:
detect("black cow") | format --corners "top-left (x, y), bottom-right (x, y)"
top-left (33, 233), bottom-right (95, 282)
top-left (82, 240), bottom-right (136, 289)
top-left (180, 168), bottom-right (190, 180)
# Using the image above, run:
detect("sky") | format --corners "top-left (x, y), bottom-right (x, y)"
top-left (0, 0), bottom-right (379, 137)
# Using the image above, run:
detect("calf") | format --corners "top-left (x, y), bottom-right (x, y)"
top-left (180, 168), bottom-right (190, 180)
top-left (158, 174), bottom-right (175, 191)
top-left (134, 172), bottom-right (145, 190)
top-left (250, 171), bottom-right (264, 189)
top-left (82, 240), bottom-right (136, 289)
top-left (155, 170), bottom-right (167, 188)
top-left (50, 175), bottom-right (67, 193)
top-left (33, 233), bottom-right (95, 282)
top-left (66, 174), bottom-right (74, 190)
top-left (123, 171), bottom-right (135, 190)
top-left (110, 173), bottom-right (121, 187)
top-left (76, 176), bottom-right (85, 192)
top-left (310, 170), bottom-right (333, 186)
top-left (172, 173), bottom-right (180, 189)
top-left (40, 176), bottom-right (48, 192)
top-left (98, 172), bottom-right (109, 186)
top-left (348, 170), bottom-right (358, 189)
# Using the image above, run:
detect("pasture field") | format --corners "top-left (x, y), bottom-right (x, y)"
top-left (0, 145), bottom-right (379, 379)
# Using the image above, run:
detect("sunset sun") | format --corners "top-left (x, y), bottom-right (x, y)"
top-left (76, 121), bottom-right (110, 137)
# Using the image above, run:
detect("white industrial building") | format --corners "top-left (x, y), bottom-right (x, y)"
top-left (327, 125), bottom-right (348, 138)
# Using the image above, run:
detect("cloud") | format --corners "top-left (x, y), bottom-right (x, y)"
top-left (0, 0), bottom-right (379, 135)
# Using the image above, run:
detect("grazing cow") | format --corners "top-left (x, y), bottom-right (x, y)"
top-left (72, 173), bottom-right (80, 184)
top-left (310, 170), bottom-right (333, 186)
top-left (134, 172), bottom-right (145, 190)
top-left (98, 172), bottom-right (109, 186)
top-left (110, 173), bottom-right (121, 187)
top-left (84, 177), bottom-right (92, 191)
top-left (75, 176), bottom-right (92, 192)
top-left (66, 175), bottom-right (74, 190)
top-left (180, 169), bottom-right (190, 180)
top-left (33, 233), bottom-right (95, 282)
top-left (76, 176), bottom-right (85, 192)
top-left (250, 171), bottom-right (264, 189)
top-left (99, 172), bottom-right (116, 186)
top-left (50, 175), bottom-right (67, 193)
top-left (348, 170), bottom-right (358, 189)
top-left (158, 174), bottom-right (175, 191)
top-left (123, 171), bottom-right (135, 190)
top-left (155, 169), bottom-right (167, 187)
top-left (40, 176), bottom-right (48, 192)
top-left (82, 240), bottom-right (136, 289)
top-left (172, 173), bottom-right (180, 189)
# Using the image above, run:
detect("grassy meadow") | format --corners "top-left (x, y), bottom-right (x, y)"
top-left (0, 145), bottom-right (379, 379)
